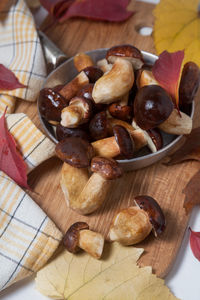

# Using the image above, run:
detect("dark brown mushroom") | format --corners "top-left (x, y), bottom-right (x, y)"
top-left (134, 85), bottom-right (174, 130)
top-left (83, 66), bottom-right (103, 83)
top-left (108, 103), bottom-right (132, 121)
top-left (63, 222), bottom-right (104, 258)
top-left (147, 128), bottom-right (163, 151)
top-left (77, 83), bottom-right (94, 102)
top-left (39, 88), bottom-right (68, 123)
top-left (113, 125), bottom-right (135, 159)
top-left (89, 111), bottom-right (111, 140)
top-left (63, 222), bottom-right (89, 253)
top-left (134, 195), bottom-right (166, 236)
top-left (106, 44), bottom-right (144, 70)
top-left (91, 157), bottom-right (123, 180)
top-left (55, 137), bottom-right (94, 168)
top-left (56, 124), bottom-right (90, 142)
top-left (179, 61), bottom-right (200, 106)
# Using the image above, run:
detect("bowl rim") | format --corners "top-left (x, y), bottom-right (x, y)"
top-left (37, 49), bottom-right (194, 164)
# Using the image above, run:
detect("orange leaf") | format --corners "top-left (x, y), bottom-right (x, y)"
top-left (183, 170), bottom-right (200, 214)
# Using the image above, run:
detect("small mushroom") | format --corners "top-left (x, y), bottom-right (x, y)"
top-left (113, 125), bottom-right (135, 159)
top-left (109, 195), bottom-right (165, 245)
top-left (97, 58), bottom-right (113, 73)
top-left (132, 119), bottom-right (163, 152)
top-left (63, 222), bottom-right (104, 259)
top-left (59, 71), bottom-right (89, 100)
top-left (108, 102), bottom-right (132, 121)
top-left (74, 52), bottom-right (94, 72)
top-left (89, 111), bottom-right (111, 140)
top-left (83, 66), bottom-right (103, 83)
top-left (39, 88), bottom-right (68, 124)
top-left (55, 137), bottom-right (94, 168)
top-left (77, 83), bottom-right (94, 102)
top-left (106, 44), bottom-right (144, 70)
top-left (92, 58), bottom-right (134, 104)
top-left (61, 96), bottom-right (93, 128)
top-left (134, 85), bottom-right (174, 130)
top-left (91, 156), bottom-right (123, 180)
top-left (56, 124), bottom-right (90, 141)
top-left (179, 61), bottom-right (200, 106)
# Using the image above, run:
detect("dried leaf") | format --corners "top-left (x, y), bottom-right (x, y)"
top-left (166, 127), bottom-right (200, 165)
top-left (0, 64), bottom-right (26, 90)
top-left (40, 0), bottom-right (134, 22)
top-left (152, 50), bottom-right (184, 106)
top-left (36, 242), bottom-right (178, 300)
top-left (189, 228), bottom-right (200, 261)
top-left (153, 0), bottom-right (200, 67)
top-left (183, 170), bottom-right (200, 214)
top-left (0, 110), bottom-right (29, 189)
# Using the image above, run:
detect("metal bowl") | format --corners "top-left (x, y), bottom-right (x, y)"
top-left (38, 48), bottom-right (194, 171)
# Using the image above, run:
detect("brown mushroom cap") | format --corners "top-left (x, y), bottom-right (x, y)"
top-left (55, 137), bottom-right (94, 168)
top-left (63, 222), bottom-right (89, 253)
top-left (39, 88), bottom-right (68, 122)
top-left (179, 61), bottom-right (200, 106)
top-left (91, 157), bottom-right (123, 180)
top-left (56, 124), bottom-right (90, 142)
top-left (147, 128), bottom-right (163, 151)
top-left (108, 103), bottom-right (132, 121)
top-left (106, 44), bottom-right (144, 70)
top-left (83, 66), bottom-right (103, 83)
top-left (77, 83), bottom-right (94, 102)
top-left (134, 195), bottom-right (166, 236)
top-left (113, 125), bottom-right (135, 159)
top-left (89, 111), bottom-right (110, 141)
top-left (134, 85), bottom-right (174, 130)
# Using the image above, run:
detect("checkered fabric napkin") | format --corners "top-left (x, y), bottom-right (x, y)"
top-left (0, 170), bottom-right (63, 291)
top-left (0, 0), bottom-right (46, 114)
top-left (0, 113), bottom-right (59, 291)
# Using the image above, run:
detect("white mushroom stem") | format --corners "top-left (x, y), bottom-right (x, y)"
top-left (78, 230), bottom-right (104, 259)
top-left (92, 137), bottom-right (120, 158)
top-left (61, 106), bottom-right (83, 128)
top-left (158, 109), bottom-right (192, 135)
top-left (59, 71), bottom-right (89, 99)
top-left (92, 58), bottom-right (134, 104)
top-left (97, 58), bottom-right (113, 74)
top-left (74, 52), bottom-right (94, 72)
top-left (119, 93), bottom-right (129, 106)
top-left (138, 69), bottom-right (158, 88)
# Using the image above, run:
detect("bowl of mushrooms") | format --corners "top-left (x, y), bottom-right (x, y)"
top-left (38, 45), bottom-right (196, 171)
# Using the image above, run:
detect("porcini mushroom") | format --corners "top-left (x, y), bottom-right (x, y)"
top-left (134, 85), bottom-right (174, 130)
top-left (61, 96), bottom-right (93, 128)
top-left (113, 125), bottom-right (135, 159)
top-left (92, 58), bottom-right (134, 104)
top-left (63, 222), bottom-right (104, 259)
top-left (106, 44), bottom-right (144, 70)
top-left (82, 66), bottom-right (103, 83)
top-left (109, 195), bottom-right (165, 245)
top-left (89, 111), bottom-right (110, 140)
top-left (55, 137), bottom-right (94, 168)
top-left (56, 124), bottom-right (90, 141)
top-left (97, 58), bottom-right (113, 73)
top-left (39, 88), bottom-right (68, 124)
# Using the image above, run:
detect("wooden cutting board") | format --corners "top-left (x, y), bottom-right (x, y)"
top-left (16, 1), bottom-right (200, 278)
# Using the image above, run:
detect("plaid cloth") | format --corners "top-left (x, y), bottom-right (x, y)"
top-left (0, 0), bottom-right (46, 113)
top-left (0, 113), bottom-right (59, 291)
top-left (0, 170), bottom-right (62, 291)
top-left (4, 112), bottom-right (55, 172)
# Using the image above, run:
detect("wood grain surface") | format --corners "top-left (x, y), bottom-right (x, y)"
top-left (16, 1), bottom-right (200, 277)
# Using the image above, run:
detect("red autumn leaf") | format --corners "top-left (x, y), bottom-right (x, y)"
top-left (166, 127), bottom-right (200, 165)
top-left (0, 110), bottom-right (29, 189)
top-left (189, 228), bottom-right (200, 261)
top-left (152, 50), bottom-right (184, 107)
top-left (0, 64), bottom-right (26, 90)
top-left (182, 169), bottom-right (200, 214)
top-left (40, 0), bottom-right (134, 22)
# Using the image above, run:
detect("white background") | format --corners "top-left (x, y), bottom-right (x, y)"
top-left (1, 0), bottom-right (200, 299)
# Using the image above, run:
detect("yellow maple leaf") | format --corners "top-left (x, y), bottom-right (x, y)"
top-left (153, 0), bottom-right (200, 66)
top-left (35, 243), bottom-right (178, 300)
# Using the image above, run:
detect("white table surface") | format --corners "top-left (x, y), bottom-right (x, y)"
top-left (1, 1), bottom-right (200, 299)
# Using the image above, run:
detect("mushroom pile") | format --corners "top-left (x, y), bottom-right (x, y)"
top-left (39, 44), bottom-right (199, 258)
